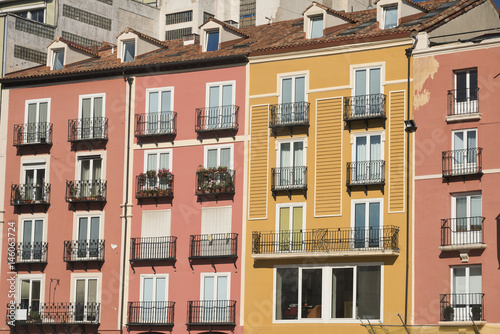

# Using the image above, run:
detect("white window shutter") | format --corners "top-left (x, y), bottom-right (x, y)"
top-left (141, 210), bottom-right (171, 237)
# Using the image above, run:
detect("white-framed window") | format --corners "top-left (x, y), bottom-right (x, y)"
top-left (204, 81), bottom-right (235, 130)
top-left (122, 40), bottom-right (136, 62)
top-left (144, 87), bottom-right (174, 135)
top-left (22, 162), bottom-right (47, 202)
top-left (200, 272), bottom-right (230, 322)
top-left (77, 155), bottom-right (103, 198)
top-left (278, 75), bottom-right (307, 124)
top-left (16, 274), bottom-right (44, 321)
top-left (73, 276), bottom-right (99, 322)
top-left (276, 139), bottom-right (306, 188)
top-left (276, 203), bottom-right (306, 252)
top-left (274, 264), bottom-right (382, 321)
top-left (204, 144), bottom-right (233, 169)
top-left (351, 133), bottom-right (384, 183)
top-left (205, 30), bottom-right (220, 51)
top-left (140, 210), bottom-right (172, 260)
top-left (451, 128), bottom-right (478, 173)
top-left (309, 15), bottom-right (323, 38)
top-left (454, 69), bottom-right (478, 114)
top-left (140, 274), bottom-right (169, 323)
top-left (351, 199), bottom-right (383, 249)
top-left (450, 265), bottom-right (482, 321)
top-left (20, 218), bottom-right (45, 261)
top-left (383, 5), bottom-right (398, 29)
top-left (24, 99), bottom-right (50, 144)
top-left (352, 67), bottom-right (382, 116)
top-left (75, 215), bottom-right (102, 259)
top-left (78, 94), bottom-right (105, 140)
top-left (51, 49), bottom-right (64, 70)
top-left (451, 192), bottom-right (482, 244)
top-left (144, 149), bottom-right (172, 172)
top-left (17, 8), bottom-right (45, 23)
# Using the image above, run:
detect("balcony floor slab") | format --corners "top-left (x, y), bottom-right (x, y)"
top-left (252, 249), bottom-right (400, 260)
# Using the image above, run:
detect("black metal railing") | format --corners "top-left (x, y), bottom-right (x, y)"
top-left (344, 94), bottom-right (386, 120)
top-left (187, 300), bottom-right (236, 325)
top-left (136, 174), bottom-right (174, 199)
top-left (346, 160), bottom-right (385, 186)
top-left (441, 217), bottom-right (485, 247)
top-left (447, 88), bottom-right (479, 116)
top-left (66, 180), bottom-right (107, 202)
top-left (195, 105), bottom-right (238, 132)
top-left (252, 226), bottom-right (399, 255)
top-left (68, 117), bottom-right (108, 142)
top-left (440, 293), bottom-right (484, 321)
top-left (11, 183), bottom-right (50, 206)
top-left (14, 242), bottom-right (48, 263)
top-left (269, 102), bottom-right (309, 128)
top-left (189, 233), bottom-right (238, 258)
top-left (196, 169), bottom-right (235, 195)
top-left (63, 240), bottom-right (105, 262)
top-left (130, 236), bottom-right (176, 261)
top-left (271, 166), bottom-right (307, 191)
top-left (13, 123), bottom-right (53, 146)
top-left (135, 112), bottom-right (177, 137)
top-left (7, 302), bottom-right (100, 324)
top-left (442, 148), bottom-right (482, 177)
top-left (127, 301), bottom-right (174, 325)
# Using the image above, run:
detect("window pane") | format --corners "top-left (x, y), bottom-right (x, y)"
top-left (280, 143), bottom-right (291, 167)
top-left (470, 70), bottom-right (478, 99)
top-left (295, 77), bottom-right (305, 103)
top-left (156, 278), bottom-right (166, 302)
top-left (282, 78), bottom-right (292, 104)
top-left (470, 196), bottom-right (481, 217)
top-left (355, 70), bottom-right (367, 96)
top-left (456, 72), bottom-right (467, 102)
top-left (147, 154), bottom-right (157, 171)
top-left (332, 268), bottom-right (353, 318)
top-left (220, 148), bottom-right (230, 168)
top-left (143, 278), bottom-right (154, 302)
top-left (53, 50), bottom-right (64, 70)
top-left (149, 92), bottom-right (159, 113)
top-left (369, 68), bottom-right (381, 94)
top-left (469, 266), bottom-right (482, 294)
top-left (356, 266), bottom-right (381, 319)
top-left (206, 31), bottom-right (219, 51)
top-left (207, 149), bottom-right (217, 168)
top-left (222, 85), bottom-right (232, 106)
top-left (159, 153), bottom-right (170, 170)
top-left (384, 6), bottom-right (398, 29)
top-left (203, 276), bottom-right (215, 300)
top-left (453, 267), bottom-right (466, 294)
top-left (310, 16), bottom-right (323, 38)
top-left (276, 268), bottom-right (298, 320)
top-left (217, 276), bottom-right (228, 300)
top-left (161, 91), bottom-right (171, 112)
top-left (123, 42), bottom-right (135, 61)
top-left (301, 269), bottom-right (322, 318)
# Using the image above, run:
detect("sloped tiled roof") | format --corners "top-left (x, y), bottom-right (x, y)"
top-left (117, 27), bottom-right (167, 48)
top-left (48, 36), bottom-right (99, 57)
top-left (302, 1), bottom-right (358, 23)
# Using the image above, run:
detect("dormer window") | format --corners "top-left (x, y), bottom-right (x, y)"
top-left (206, 30), bottom-right (219, 52)
top-left (310, 15), bottom-right (323, 38)
top-left (52, 49), bottom-right (64, 70)
top-left (122, 40), bottom-right (135, 62)
top-left (383, 5), bottom-right (398, 29)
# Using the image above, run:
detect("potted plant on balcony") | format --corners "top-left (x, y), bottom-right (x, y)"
top-left (443, 305), bottom-right (454, 321)
top-left (146, 170), bottom-right (156, 179)
top-left (138, 172), bottom-right (147, 182)
top-left (471, 305), bottom-right (481, 321)
top-left (28, 310), bottom-right (41, 323)
top-left (13, 186), bottom-right (21, 204)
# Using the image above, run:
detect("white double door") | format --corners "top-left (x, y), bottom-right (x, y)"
top-left (142, 276), bottom-right (167, 323)
top-left (201, 274), bottom-right (229, 323)
top-left (453, 130), bottom-right (477, 172)
top-left (452, 266), bottom-right (481, 321)
top-left (354, 135), bottom-right (381, 182)
top-left (452, 194), bottom-right (481, 244)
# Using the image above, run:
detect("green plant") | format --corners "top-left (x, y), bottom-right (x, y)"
top-left (29, 310), bottom-right (40, 320)
top-left (146, 170), bottom-right (156, 178)
top-left (443, 305), bottom-right (454, 321)
top-left (138, 172), bottom-right (147, 181)
top-left (471, 305), bottom-right (481, 320)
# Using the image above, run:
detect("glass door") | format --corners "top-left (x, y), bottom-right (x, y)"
top-left (24, 165), bottom-right (45, 201)
top-left (81, 97), bottom-right (103, 139)
top-left (22, 219), bottom-right (43, 261)
top-left (142, 277), bottom-right (166, 323)
top-left (80, 158), bottom-right (102, 198)
top-left (26, 102), bottom-right (48, 143)
top-left (75, 278), bottom-right (97, 322)
top-left (453, 194), bottom-right (481, 245)
top-left (281, 76), bottom-right (305, 123)
top-left (77, 217), bottom-right (100, 259)
top-left (202, 275), bottom-right (228, 322)
top-left (453, 130), bottom-right (477, 173)
top-left (147, 91), bottom-right (172, 134)
top-left (353, 202), bottom-right (380, 249)
top-left (452, 266), bottom-right (481, 321)
top-left (278, 206), bottom-right (303, 252)
top-left (354, 68), bottom-right (381, 116)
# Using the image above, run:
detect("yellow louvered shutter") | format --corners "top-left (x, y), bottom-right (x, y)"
top-left (389, 91), bottom-right (405, 213)
top-left (249, 105), bottom-right (269, 219)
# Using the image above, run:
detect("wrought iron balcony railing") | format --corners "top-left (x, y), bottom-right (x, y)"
top-left (187, 300), bottom-right (236, 326)
top-left (346, 160), bottom-right (385, 186)
top-left (66, 180), bottom-right (107, 202)
top-left (195, 105), bottom-right (238, 133)
top-left (269, 102), bottom-right (310, 129)
top-left (7, 302), bottom-right (100, 325)
top-left (136, 174), bottom-right (174, 199)
top-left (252, 226), bottom-right (399, 256)
top-left (63, 240), bottom-right (105, 262)
top-left (68, 117), bottom-right (108, 142)
top-left (440, 293), bottom-right (484, 321)
top-left (271, 166), bottom-right (307, 191)
top-left (127, 301), bottom-right (175, 326)
top-left (13, 123), bottom-right (53, 146)
top-left (441, 217), bottom-right (485, 247)
top-left (447, 88), bottom-right (479, 116)
top-left (196, 169), bottom-right (234, 196)
top-left (130, 236), bottom-right (177, 262)
top-left (189, 233), bottom-right (238, 259)
top-left (135, 112), bottom-right (177, 137)
top-left (14, 242), bottom-right (48, 263)
top-left (344, 94), bottom-right (386, 121)
top-left (11, 183), bottom-right (50, 206)
top-left (442, 148), bottom-right (482, 177)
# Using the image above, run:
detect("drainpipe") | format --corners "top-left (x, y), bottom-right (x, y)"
top-left (119, 75), bottom-right (134, 334)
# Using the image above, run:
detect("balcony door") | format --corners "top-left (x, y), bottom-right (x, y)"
top-left (22, 219), bottom-right (43, 261)
top-left (281, 76), bottom-right (305, 123)
top-left (202, 274), bottom-right (229, 323)
top-left (353, 201), bottom-right (381, 249)
top-left (141, 276), bottom-right (167, 323)
top-left (354, 134), bottom-right (381, 182)
top-left (80, 157), bottom-right (102, 198)
top-left (452, 266), bottom-right (481, 321)
top-left (23, 163), bottom-right (46, 201)
top-left (19, 279), bottom-right (41, 317)
top-left (75, 278), bottom-right (97, 322)
top-left (201, 207), bottom-right (232, 256)
top-left (455, 69), bottom-right (478, 114)
top-left (278, 141), bottom-right (304, 188)
top-left (278, 204), bottom-right (304, 252)
top-left (141, 210), bottom-right (171, 259)
top-left (80, 96), bottom-right (103, 139)
top-left (146, 89), bottom-right (172, 134)
top-left (452, 194), bottom-right (481, 245)
top-left (26, 101), bottom-right (49, 144)
top-left (452, 129), bottom-right (477, 173)
top-left (146, 151), bottom-right (171, 189)
top-left (77, 217), bottom-right (100, 259)
top-left (354, 67), bottom-right (381, 116)
top-left (208, 83), bottom-right (233, 129)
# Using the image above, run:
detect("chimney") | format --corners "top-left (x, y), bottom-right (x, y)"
top-left (183, 33), bottom-right (200, 46)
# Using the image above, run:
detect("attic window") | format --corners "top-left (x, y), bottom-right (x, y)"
top-left (383, 5), bottom-right (398, 29)
top-left (52, 49), bottom-right (64, 70)
top-left (310, 15), bottom-right (323, 38)
top-left (206, 30), bottom-right (219, 52)
top-left (122, 40), bottom-right (135, 62)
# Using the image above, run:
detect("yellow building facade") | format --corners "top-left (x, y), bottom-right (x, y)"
top-left (244, 39), bottom-right (413, 333)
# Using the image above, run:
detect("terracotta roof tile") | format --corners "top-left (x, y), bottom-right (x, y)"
top-left (48, 36), bottom-right (98, 57)
top-left (117, 27), bottom-right (167, 47)
top-left (200, 17), bottom-right (250, 38)
top-left (303, 1), bottom-right (358, 23)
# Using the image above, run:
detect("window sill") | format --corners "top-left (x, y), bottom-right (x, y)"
top-left (439, 243), bottom-right (486, 252)
top-left (438, 321), bottom-right (486, 326)
top-left (446, 113), bottom-right (481, 123)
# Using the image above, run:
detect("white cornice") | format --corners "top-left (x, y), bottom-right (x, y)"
top-left (413, 37), bottom-right (500, 58)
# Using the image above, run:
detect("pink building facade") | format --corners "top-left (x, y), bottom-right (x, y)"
top-left (413, 37), bottom-right (500, 329)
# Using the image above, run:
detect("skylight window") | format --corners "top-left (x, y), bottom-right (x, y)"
top-left (122, 40), bottom-right (135, 62)
top-left (52, 49), bottom-right (64, 70)
top-left (206, 30), bottom-right (219, 52)
top-left (384, 6), bottom-right (398, 29)
top-left (310, 16), bottom-right (323, 38)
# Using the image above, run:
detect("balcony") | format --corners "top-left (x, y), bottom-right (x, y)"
top-left (269, 102), bottom-right (310, 136)
top-left (252, 226), bottom-right (399, 259)
top-left (196, 168), bottom-right (234, 201)
top-left (135, 112), bottom-right (177, 139)
top-left (440, 217), bottom-right (485, 252)
top-left (271, 166), bottom-right (307, 196)
top-left (343, 94), bottom-right (386, 129)
top-left (442, 148), bottom-right (482, 179)
top-left (186, 300), bottom-right (236, 327)
top-left (66, 180), bottom-right (107, 209)
top-left (68, 117), bottom-right (108, 144)
top-left (136, 171), bottom-right (174, 204)
top-left (195, 105), bottom-right (238, 137)
top-left (440, 293), bottom-right (484, 322)
top-left (346, 160), bottom-right (385, 191)
top-left (11, 183), bottom-right (50, 213)
top-left (189, 233), bottom-right (238, 259)
top-left (13, 242), bottom-right (48, 272)
top-left (7, 302), bottom-right (100, 326)
top-left (130, 236), bottom-right (177, 270)
top-left (63, 240), bottom-right (105, 270)
top-left (127, 301), bottom-right (175, 326)
top-left (13, 122), bottom-right (53, 148)
top-left (447, 88), bottom-right (480, 122)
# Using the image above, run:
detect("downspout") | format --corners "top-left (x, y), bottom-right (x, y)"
top-left (119, 75), bottom-right (134, 334)
top-left (2, 15), bottom-right (8, 77)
